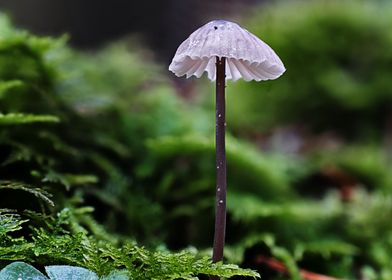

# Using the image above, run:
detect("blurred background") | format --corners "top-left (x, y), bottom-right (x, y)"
top-left (0, 0), bottom-right (265, 63)
top-left (1, 0), bottom-right (392, 279)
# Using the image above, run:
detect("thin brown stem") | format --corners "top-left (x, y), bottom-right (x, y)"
top-left (211, 56), bottom-right (226, 280)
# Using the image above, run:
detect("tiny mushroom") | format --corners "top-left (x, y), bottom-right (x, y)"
top-left (169, 19), bottom-right (285, 273)
top-left (169, 19), bottom-right (285, 81)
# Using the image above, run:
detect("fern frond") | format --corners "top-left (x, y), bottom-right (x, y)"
top-left (0, 209), bottom-right (28, 236)
top-left (0, 181), bottom-right (54, 207)
top-left (0, 113), bottom-right (59, 125)
top-left (227, 191), bottom-right (342, 223)
top-left (0, 80), bottom-right (23, 99)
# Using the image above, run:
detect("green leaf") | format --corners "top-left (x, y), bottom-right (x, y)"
top-left (0, 80), bottom-right (23, 99)
top-left (0, 261), bottom-right (48, 280)
top-left (45, 265), bottom-right (98, 280)
top-left (0, 113), bottom-right (60, 125)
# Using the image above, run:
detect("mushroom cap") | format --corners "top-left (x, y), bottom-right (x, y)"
top-left (169, 20), bottom-right (286, 82)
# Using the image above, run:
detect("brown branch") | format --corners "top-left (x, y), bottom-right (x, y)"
top-left (255, 255), bottom-right (342, 280)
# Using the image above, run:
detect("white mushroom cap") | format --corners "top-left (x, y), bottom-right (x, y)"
top-left (169, 20), bottom-right (286, 82)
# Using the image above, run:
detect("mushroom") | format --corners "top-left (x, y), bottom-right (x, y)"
top-left (169, 19), bottom-right (285, 270)
top-left (169, 20), bottom-right (285, 82)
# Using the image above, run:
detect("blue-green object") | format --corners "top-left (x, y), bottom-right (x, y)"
top-left (0, 262), bottom-right (48, 280)
top-left (0, 262), bottom-right (130, 280)
top-left (45, 265), bottom-right (98, 280)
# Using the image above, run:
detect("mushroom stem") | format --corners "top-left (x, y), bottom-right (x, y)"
top-left (212, 56), bottom-right (227, 267)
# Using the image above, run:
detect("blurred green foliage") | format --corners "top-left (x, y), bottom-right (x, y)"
top-left (1, 0), bottom-right (392, 279)
top-left (227, 0), bottom-right (392, 140)
top-left (0, 14), bottom-right (258, 279)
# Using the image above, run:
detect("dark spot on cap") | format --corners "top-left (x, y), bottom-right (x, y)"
top-left (214, 26), bottom-right (218, 30)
